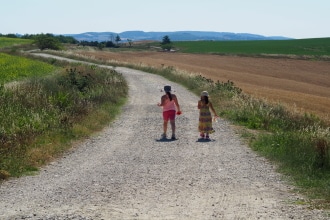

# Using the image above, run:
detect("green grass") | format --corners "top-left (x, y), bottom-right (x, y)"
top-left (0, 37), bottom-right (32, 49)
top-left (174, 38), bottom-right (330, 57)
top-left (0, 53), bottom-right (57, 83)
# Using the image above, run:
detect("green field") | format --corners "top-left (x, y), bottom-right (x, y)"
top-left (0, 37), bottom-right (32, 48)
top-left (174, 38), bottom-right (330, 56)
top-left (0, 53), bottom-right (56, 83)
top-left (0, 37), bottom-right (54, 83)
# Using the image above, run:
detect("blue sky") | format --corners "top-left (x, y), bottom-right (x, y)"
top-left (1, 0), bottom-right (329, 39)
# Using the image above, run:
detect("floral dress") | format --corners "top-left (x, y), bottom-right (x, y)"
top-left (198, 102), bottom-right (215, 134)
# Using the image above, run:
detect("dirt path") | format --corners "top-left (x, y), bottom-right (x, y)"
top-left (0, 55), bottom-right (328, 219)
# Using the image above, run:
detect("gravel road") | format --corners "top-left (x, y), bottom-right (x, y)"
top-left (0, 54), bottom-right (328, 219)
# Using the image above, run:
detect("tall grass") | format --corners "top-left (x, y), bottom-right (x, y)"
top-left (0, 63), bottom-right (127, 178)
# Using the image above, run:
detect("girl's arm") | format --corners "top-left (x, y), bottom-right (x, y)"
top-left (197, 100), bottom-right (202, 109)
top-left (157, 95), bottom-right (166, 106)
top-left (209, 102), bottom-right (218, 116)
top-left (173, 95), bottom-right (181, 112)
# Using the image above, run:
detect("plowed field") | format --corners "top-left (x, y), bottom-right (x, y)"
top-left (75, 50), bottom-right (330, 122)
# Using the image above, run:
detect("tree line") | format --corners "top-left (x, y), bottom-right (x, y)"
top-left (0, 33), bottom-right (173, 51)
top-left (0, 33), bottom-right (124, 50)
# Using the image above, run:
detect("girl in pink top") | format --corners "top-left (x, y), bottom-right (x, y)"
top-left (157, 85), bottom-right (181, 139)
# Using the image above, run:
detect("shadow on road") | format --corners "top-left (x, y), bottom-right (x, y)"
top-left (155, 138), bottom-right (177, 142)
top-left (196, 138), bottom-right (215, 142)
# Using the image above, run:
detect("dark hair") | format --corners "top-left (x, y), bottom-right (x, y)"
top-left (166, 91), bottom-right (172, 101)
top-left (201, 96), bottom-right (209, 104)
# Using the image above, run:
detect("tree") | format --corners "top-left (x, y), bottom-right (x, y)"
top-left (97, 42), bottom-right (105, 50)
top-left (161, 35), bottom-right (171, 45)
top-left (34, 33), bottom-right (61, 50)
top-left (105, 41), bottom-right (115, 48)
top-left (160, 35), bottom-right (172, 51)
top-left (115, 34), bottom-right (121, 44)
top-left (5, 34), bottom-right (18, 38)
top-left (127, 39), bottom-right (133, 47)
top-left (56, 35), bottom-right (79, 44)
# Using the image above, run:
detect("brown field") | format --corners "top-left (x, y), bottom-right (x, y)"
top-left (74, 50), bottom-right (330, 122)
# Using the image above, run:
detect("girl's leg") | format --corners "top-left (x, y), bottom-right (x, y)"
top-left (168, 111), bottom-right (176, 139)
top-left (162, 111), bottom-right (170, 138)
top-left (170, 120), bottom-right (176, 138)
top-left (163, 120), bottom-right (168, 135)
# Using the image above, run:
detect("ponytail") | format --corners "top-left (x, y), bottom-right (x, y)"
top-left (166, 92), bottom-right (173, 101)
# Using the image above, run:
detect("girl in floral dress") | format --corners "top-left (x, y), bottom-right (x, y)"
top-left (198, 91), bottom-right (218, 140)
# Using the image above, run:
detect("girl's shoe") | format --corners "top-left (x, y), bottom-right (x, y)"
top-left (200, 133), bottom-right (205, 139)
top-left (161, 133), bottom-right (167, 139)
top-left (206, 135), bottom-right (210, 140)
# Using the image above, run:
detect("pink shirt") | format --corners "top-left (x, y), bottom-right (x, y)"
top-left (163, 99), bottom-right (176, 112)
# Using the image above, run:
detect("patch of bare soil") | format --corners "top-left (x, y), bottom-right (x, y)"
top-left (76, 51), bottom-right (330, 122)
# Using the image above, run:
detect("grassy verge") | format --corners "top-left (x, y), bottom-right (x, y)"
top-left (0, 60), bottom-right (128, 180)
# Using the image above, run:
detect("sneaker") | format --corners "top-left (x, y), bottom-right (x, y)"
top-left (161, 133), bottom-right (167, 139)
top-left (200, 133), bottom-right (205, 139)
top-left (205, 135), bottom-right (210, 140)
top-left (171, 134), bottom-right (176, 140)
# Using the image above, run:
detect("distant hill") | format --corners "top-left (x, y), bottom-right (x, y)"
top-left (64, 31), bottom-right (292, 42)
